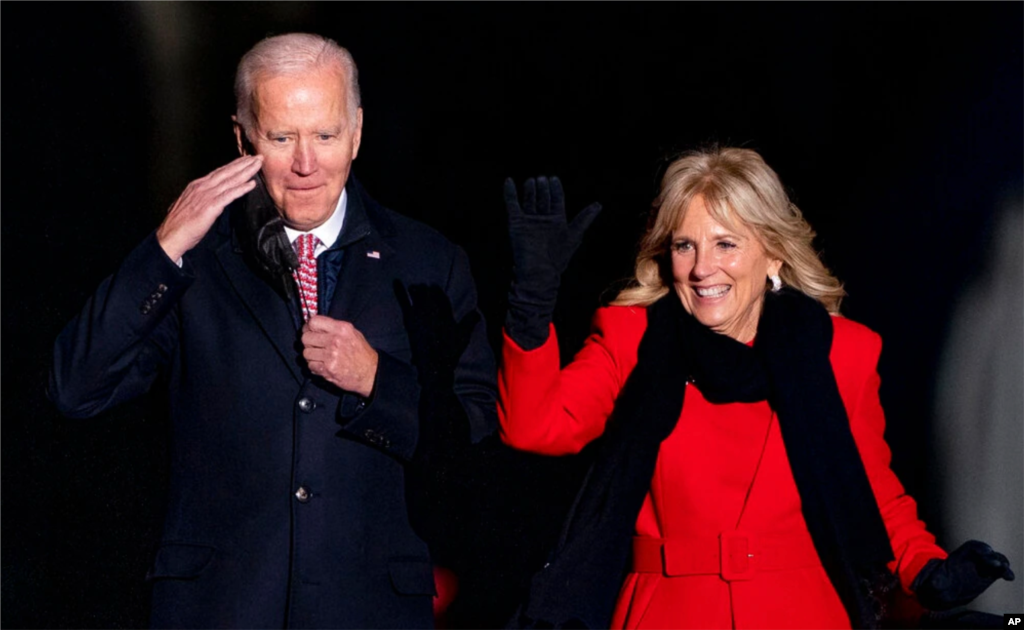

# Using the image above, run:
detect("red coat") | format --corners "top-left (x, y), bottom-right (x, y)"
top-left (499, 305), bottom-right (946, 629)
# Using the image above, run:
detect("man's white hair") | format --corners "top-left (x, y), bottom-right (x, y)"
top-left (234, 33), bottom-right (361, 139)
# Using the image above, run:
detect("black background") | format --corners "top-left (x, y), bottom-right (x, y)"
top-left (3, 3), bottom-right (1021, 628)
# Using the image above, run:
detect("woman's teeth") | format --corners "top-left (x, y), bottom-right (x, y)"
top-left (695, 286), bottom-right (729, 298)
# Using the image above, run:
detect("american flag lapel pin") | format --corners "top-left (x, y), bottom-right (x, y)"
top-left (367, 250), bottom-right (381, 259)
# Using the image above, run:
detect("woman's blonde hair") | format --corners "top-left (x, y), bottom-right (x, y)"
top-left (613, 146), bottom-right (845, 313)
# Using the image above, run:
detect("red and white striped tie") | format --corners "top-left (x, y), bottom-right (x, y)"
top-left (292, 233), bottom-right (320, 321)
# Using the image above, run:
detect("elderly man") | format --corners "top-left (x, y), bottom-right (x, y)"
top-left (50, 33), bottom-right (496, 629)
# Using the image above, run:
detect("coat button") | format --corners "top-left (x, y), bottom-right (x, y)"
top-left (295, 486), bottom-right (310, 503)
top-left (157, 283), bottom-right (168, 293)
top-left (297, 397), bottom-right (314, 413)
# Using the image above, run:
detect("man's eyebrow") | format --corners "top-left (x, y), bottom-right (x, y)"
top-left (262, 127), bottom-right (343, 136)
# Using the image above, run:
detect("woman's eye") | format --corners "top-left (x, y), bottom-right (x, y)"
top-left (717, 241), bottom-right (737, 249)
top-left (671, 241), bottom-right (692, 253)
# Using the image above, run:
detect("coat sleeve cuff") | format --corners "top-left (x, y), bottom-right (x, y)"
top-left (337, 351), bottom-right (421, 461)
top-left (126, 232), bottom-right (194, 323)
top-left (900, 550), bottom-right (948, 596)
top-left (502, 323), bottom-right (558, 355)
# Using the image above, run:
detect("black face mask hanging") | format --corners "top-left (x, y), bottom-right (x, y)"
top-left (232, 174), bottom-right (299, 301)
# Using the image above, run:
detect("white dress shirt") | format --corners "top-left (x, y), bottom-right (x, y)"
top-left (284, 189), bottom-right (348, 258)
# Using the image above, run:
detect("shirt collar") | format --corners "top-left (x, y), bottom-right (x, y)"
top-left (283, 188), bottom-right (348, 255)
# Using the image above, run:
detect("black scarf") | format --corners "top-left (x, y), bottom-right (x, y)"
top-left (510, 289), bottom-right (896, 629)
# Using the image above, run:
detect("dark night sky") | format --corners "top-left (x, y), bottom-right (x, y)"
top-left (3, 4), bottom-right (1021, 627)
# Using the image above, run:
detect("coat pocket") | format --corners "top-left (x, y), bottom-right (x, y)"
top-left (387, 557), bottom-right (437, 596)
top-left (146, 542), bottom-right (216, 581)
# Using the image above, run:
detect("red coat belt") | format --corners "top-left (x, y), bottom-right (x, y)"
top-left (631, 532), bottom-right (823, 582)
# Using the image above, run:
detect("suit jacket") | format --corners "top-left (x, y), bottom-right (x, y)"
top-left (50, 177), bottom-right (498, 629)
top-left (498, 306), bottom-right (945, 629)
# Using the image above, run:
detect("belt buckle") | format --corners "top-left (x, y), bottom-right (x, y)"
top-left (719, 531), bottom-right (755, 581)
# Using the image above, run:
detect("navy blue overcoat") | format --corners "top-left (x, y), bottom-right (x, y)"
top-left (50, 178), bottom-right (498, 628)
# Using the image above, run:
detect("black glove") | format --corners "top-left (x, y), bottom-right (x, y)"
top-left (505, 176), bottom-right (601, 350)
top-left (911, 540), bottom-right (1015, 611)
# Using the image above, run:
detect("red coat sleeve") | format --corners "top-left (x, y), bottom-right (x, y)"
top-left (831, 316), bottom-right (947, 593)
top-left (498, 306), bottom-right (647, 455)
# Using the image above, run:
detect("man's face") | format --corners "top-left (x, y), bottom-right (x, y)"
top-left (237, 66), bottom-right (362, 231)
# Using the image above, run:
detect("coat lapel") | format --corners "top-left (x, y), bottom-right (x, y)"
top-left (215, 238), bottom-right (304, 385)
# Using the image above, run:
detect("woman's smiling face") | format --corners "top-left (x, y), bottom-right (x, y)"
top-left (671, 194), bottom-right (781, 343)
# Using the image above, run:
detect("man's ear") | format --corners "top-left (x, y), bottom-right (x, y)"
top-left (232, 116), bottom-right (250, 156)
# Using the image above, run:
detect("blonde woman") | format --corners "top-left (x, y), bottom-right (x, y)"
top-left (498, 147), bottom-right (1013, 629)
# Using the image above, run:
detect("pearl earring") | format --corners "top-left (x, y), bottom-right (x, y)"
top-left (770, 274), bottom-right (783, 292)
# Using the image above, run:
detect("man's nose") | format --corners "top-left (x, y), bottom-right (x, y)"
top-left (291, 139), bottom-right (318, 176)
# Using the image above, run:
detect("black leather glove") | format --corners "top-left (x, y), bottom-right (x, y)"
top-left (505, 176), bottom-right (601, 350)
top-left (911, 540), bottom-right (1015, 611)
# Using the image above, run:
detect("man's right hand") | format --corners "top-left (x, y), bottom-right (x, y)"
top-left (156, 155), bottom-right (264, 261)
